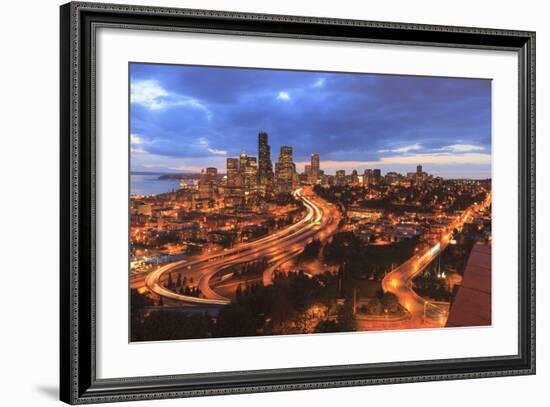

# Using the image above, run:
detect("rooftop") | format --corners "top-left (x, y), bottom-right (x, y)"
top-left (446, 243), bottom-right (491, 327)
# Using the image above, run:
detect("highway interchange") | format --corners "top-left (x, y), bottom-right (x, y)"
top-left (135, 187), bottom-right (491, 330)
top-left (141, 187), bottom-right (340, 305)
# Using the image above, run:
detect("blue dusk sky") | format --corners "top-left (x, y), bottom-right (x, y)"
top-left (130, 63), bottom-right (492, 179)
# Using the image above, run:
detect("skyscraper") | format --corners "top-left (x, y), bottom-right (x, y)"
top-left (351, 169), bottom-right (359, 185)
top-left (238, 153), bottom-right (258, 190)
top-left (275, 146), bottom-right (296, 193)
top-left (309, 153), bottom-right (320, 184)
top-left (239, 153), bottom-right (249, 175)
top-left (258, 131), bottom-right (273, 187)
top-left (198, 169), bottom-right (213, 199)
top-left (226, 158), bottom-right (239, 186)
top-left (336, 170), bottom-right (346, 186)
top-left (373, 169), bottom-right (382, 184)
top-left (415, 164), bottom-right (425, 184)
top-left (206, 167), bottom-right (218, 183)
top-left (363, 169), bottom-right (373, 186)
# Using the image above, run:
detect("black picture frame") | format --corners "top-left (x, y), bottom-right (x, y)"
top-left (60, 2), bottom-right (536, 404)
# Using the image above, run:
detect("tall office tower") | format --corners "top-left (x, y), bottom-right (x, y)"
top-left (226, 158), bottom-right (239, 186)
top-left (275, 146), bottom-right (296, 193)
top-left (206, 167), bottom-right (218, 183)
top-left (305, 165), bottom-right (312, 178)
top-left (257, 131), bottom-right (273, 187)
top-left (239, 153), bottom-right (249, 176)
top-left (416, 164), bottom-right (424, 184)
top-left (198, 168), bottom-right (213, 199)
top-left (385, 171), bottom-right (401, 185)
top-left (373, 169), bottom-right (382, 183)
top-left (335, 170), bottom-right (346, 186)
top-left (363, 169), bottom-right (374, 187)
top-left (351, 169), bottom-right (359, 185)
top-left (309, 153), bottom-right (320, 184)
top-left (243, 156), bottom-right (258, 190)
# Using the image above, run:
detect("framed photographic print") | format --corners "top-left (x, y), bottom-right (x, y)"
top-left (60, 1), bottom-right (536, 404)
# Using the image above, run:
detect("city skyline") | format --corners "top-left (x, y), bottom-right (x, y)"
top-left (129, 62), bottom-right (493, 342)
top-left (130, 63), bottom-right (492, 179)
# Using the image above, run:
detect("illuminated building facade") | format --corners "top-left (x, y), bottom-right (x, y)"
top-left (275, 146), bottom-right (296, 193)
top-left (258, 131), bottom-right (273, 188)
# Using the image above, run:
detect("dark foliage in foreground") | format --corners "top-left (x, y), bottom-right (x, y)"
top-left (324, 231), bottom-right (418, 280)
top-left (131, 310), bottom-right (214, 341)
top-left (130, 270), bottom-right (344, 342)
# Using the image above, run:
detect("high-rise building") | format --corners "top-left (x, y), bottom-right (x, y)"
top-left (226, 158), bottom-right (239, 186)
top-left (351, 169), bottom-right (359, 185)
top-left (242, 156), bottom-right (258, 190)
top-left (363, 169), bottom-right (374, 186)
top-left (198, 168), bottom-right (213, 199)
top-left (206, 167), bottom-right (218, 183)
top-left (336, 170), bottom-right (346, 186)
top-left (385, 171), bottom-right (401, 185)
top-left (239, 153), bottom-right (249, 175)
top-left (258, 131), bottom-right (273, 187)
top-left (415, 164), bottom-right (424, 183)
top-left (309, 153), bottom-right (320, 184)
top-left (373, 169), bottom-right (382, 183)
top-left (275, 146), bottom-right (296, 193)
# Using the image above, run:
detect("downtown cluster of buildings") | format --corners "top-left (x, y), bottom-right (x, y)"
top-left (174, 131), bottom-right (320, 211)
top-left (130, 131), bottom-right (491, 273)
top-left (192, 131), bottom-right (435, 208)
top-left (202, 131), bottom-right (319, 199)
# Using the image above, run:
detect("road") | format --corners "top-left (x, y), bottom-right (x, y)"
top-left (143, 187), bottom-right (340, 305)
top-left (379, 191), bottom-right (492, 328)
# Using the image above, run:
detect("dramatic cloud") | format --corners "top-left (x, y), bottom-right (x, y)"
top-left (436, 144), bottom-right (485, 152)
top-left (208, 148), bottom-right (228, 155)
top-left (130, 63), bottom-right (492, 178)
top-left (130, 134), bottom-right (143, 145)
top-left (313, 78), bottom-right (325, 88)
top-left (277, 91), bottom-right (291, 101)
top-left (378, 144), bottom-right (422, 154)
top-left (131, 79), bottom-right (212, 119)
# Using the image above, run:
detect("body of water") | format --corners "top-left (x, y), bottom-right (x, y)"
top-left (131, 173), bottom-right (181, 196)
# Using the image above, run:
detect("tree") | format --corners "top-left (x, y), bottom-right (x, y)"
top-left (167, 273), bottom-right (173, 289)
top-left (215, 304), bottom-right (257, 338)
top-left (299, 239), bottom-right (322, 262)
top-left (380, 292), bottom-right (399, 308)
top-left (337, 303), bottom-right (357, 332)
top-left (132, 311), bottom-right (213, 341)
top-left (314, 319), bottom-right (340, 333)
top-left (235, 283), bottom-right (243, 302)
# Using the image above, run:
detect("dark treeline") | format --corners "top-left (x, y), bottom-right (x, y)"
top-left (131, 270), bottom-right (345, 341)
top-left (413, 233), bottom-right (477, 302)
top-left (324, 231), bottom-right (418, 281)
top-left (163, 272), bottom-right (201, 298)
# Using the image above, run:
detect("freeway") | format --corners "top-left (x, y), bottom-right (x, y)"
top-left (380, 191), bottom-right (492, 328)
top-left (144, 187), bottom-right (340, 305)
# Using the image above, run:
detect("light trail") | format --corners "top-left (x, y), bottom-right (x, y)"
top-left (144, 188), bottom-right (340, 305)
top-left (380, 191), bottom-right (492, 327)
